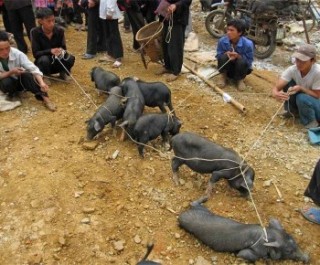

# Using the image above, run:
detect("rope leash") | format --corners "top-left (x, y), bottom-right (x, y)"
top-left (165, 12), bottom-right (174, 43)
top-left (53, 52), bottom-right (98, 109)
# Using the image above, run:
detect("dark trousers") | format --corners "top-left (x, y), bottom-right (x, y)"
top-left (72, 0), bottom-right (84, 24)
top-left (304, 159), bottom-right (320, 206)
top-left (1, 5), bottom-right (11, 32)
top-left (104, 19), bottom-right (123, 60)
top-left (35, 54), bottom-right (75, 76)
top-left (126, 8), bottom-right (145, 49)
top-left (162, 22), bottom-right (186, 76)
top-left (86, 6), bottom-right (107, 55)
top-left (218, 54), bottom-right (251, 81)
top-left (7, 5), bottom-right (36, 54)
top-left (140, 0), bottom-right (157, 23)
top-left (0, 73), bottom-right (47, 100)
top-left (123, 11), bottom-right (130, 30)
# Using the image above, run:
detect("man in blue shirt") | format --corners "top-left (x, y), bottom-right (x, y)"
top-left (216, 19), bottom-right (254, 90)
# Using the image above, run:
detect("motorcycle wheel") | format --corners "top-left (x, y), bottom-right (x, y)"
top-left (254, 31), bottom-right (277, 59)
top-left (205, 10), bottom-right (232, 39)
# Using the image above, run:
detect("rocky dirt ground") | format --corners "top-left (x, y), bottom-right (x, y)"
top-left (1, 2), bottom-right (320, 265)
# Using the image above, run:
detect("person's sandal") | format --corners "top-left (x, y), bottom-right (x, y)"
top-left (300, 207), bottom-right (320, 225)
top-left (44, 101), bottom-right (57, 112)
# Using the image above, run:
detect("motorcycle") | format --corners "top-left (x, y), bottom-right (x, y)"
top-left (205, 0), bottom-right (317, 59)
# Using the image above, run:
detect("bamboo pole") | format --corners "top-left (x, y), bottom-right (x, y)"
top-left (183, 62), bottom-right (246, 113)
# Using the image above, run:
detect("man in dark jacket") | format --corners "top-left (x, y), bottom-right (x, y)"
top-left (155, 0), bottom-right (192, 82)
top-left (31, 8), bottom-right (75, 81)
top-left (4, 0), bottom-right (36, 54)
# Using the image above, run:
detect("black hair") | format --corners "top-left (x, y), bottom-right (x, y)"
top-left (36, 7), bottom-right (54, 19)
top-left (227, 18), bottom-right (246, 35)
top-left (0, 31), bottom-right (10, 42)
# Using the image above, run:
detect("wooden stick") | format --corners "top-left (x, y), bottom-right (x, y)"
top-left (272, 181), bottom-right (283, 201)
top-left (183, 62), bottom-right (246, 113)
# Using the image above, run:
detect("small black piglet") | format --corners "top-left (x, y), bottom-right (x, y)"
top-left (133, 113), bottom-right (182, 157)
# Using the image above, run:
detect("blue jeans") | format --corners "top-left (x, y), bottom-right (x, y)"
top-left (296, 93), bottom-right (320, 125)
top-left (284, 80), bottom-right (320, 125)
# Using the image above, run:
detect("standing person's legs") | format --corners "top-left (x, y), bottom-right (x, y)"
top-left (143, 0), bottom-right (157, 23)
top-left (72, 0), bottom-right (83, 25)
top-left (123, 11), bottom-right (131, 32)
top-left (126, 9), bottom-right (145, 50)
top-left (105, 19), bottom-right (123, 65)
top-left (18, 5), bottom-right (36, 41)
top-left (7, 9), bottom-right (27, 53)
top-left (160, 22), bottom-right (171, 73)
top-left (1, 5), bottom-right (11, 32)
top-left (83, 6), bottom-right (99, 57)
top-left (97, 18), bottom-right (107, 52)
top-left (166, 24), bottom-right (185, 76)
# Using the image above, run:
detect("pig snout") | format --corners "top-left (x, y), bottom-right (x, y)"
top-left (293, 249), bottom-right (309, 263)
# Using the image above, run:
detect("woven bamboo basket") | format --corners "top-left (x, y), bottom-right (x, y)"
top-left (135, 21), bottom-right (163, 68)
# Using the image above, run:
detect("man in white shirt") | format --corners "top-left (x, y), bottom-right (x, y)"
top-left (272, 44), bottom-right (320, 129)
top-left (0, 31), bottom-right (56, 111)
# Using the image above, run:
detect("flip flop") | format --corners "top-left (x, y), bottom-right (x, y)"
top-left (300, 207), bottom-right (320, 225)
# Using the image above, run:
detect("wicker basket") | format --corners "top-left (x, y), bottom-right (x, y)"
top-left (136, 21), bottom-right (163, 65)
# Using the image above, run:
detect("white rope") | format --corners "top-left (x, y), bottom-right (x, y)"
top-left (54, 54), bottom-right (98, 109)
top-left (165, 12), bottom-right (174, 43)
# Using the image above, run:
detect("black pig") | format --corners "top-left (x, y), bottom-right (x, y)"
top-left (86, 86), bottom-right (124, 140)
top-left (171, 132), bottom-right (255, 200)
top-left (178, 199), bottom-right (309, 263)
top-left (133, 113), bottom-right (182, 157)
top-left (90, 67), bottom-right (120, 94)
top-left (135, 79), bottom-right (175, 115)
top-left (136, 243), bottom-right (161, 265)
top-left (119, 78), bottom-right (145, 141)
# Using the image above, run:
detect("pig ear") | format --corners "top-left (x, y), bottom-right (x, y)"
top-left (94, 120), bottom-right (102, 132)
top-left (263, 240), bottom-right (281, 248)
top-left (268, 218), bottom-right (283, 231)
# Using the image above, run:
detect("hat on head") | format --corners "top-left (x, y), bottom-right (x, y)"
top-left (292, 44), bottom-right (317, 61)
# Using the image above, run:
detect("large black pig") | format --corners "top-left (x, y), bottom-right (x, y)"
top-left (170, 132), bottom-right (255, 200)
top-left (86, 86), bottom-right (124, 140)
top-left (135, 79), bottom-right (175, 115)
top-left (136, 243), bottom-right (161, 265)
top-left (133, 113), bottom-right (182, 157)
top-left (119, 78), bottom-right (145, 141)
top-left (90, 67), bottom-right (120, 94)
top-left (178, 199), bottom-right (309, 263)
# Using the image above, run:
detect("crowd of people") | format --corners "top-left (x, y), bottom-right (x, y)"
top-left (0, 0), bottom-right (195, 111)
